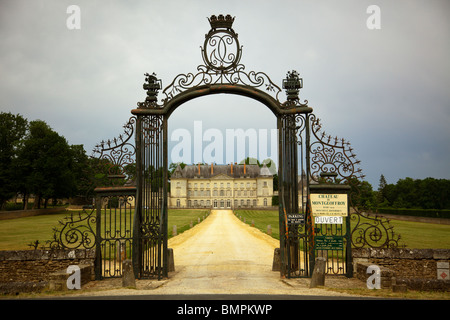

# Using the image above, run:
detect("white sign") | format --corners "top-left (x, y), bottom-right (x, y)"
top-left (310, 194), bottom-right (348, 216)
top-left (314, 216), bottom-right (343, 224)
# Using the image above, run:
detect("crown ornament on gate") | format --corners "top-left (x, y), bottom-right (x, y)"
top-left (208, 14), bottom-right (235, 31)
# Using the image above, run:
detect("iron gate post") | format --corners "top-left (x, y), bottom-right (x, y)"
top-left (161, 115), bottom-right (169, 279)
top-left (132, 116), bottom-right (143, 278)
top-left (94, 193), bottom-right (103, 280)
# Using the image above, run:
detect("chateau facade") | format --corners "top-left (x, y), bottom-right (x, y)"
top-left (169, 163), bottom-right (273, 209)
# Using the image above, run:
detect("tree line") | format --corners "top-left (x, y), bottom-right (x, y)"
top-left (376, 174), bottom-right (450, 210)
top-left (347, 174), bottom-right (450, 211)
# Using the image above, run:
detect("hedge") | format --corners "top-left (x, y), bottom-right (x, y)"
top-left (377, 208), bottom-right (450, 219)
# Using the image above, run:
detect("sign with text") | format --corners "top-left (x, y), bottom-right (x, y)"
top-left (310, 194), bottom-right (348, 216)
top-left (314, 216), bottom-right (343, 224)
top-left (315, 235), bottom-right (344, 250)
top-left (287, 213), bottom-right (305, 225)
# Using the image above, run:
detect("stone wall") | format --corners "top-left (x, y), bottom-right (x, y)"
top-left (353, 248), bottom-right (450, 291)
top-left (0, 249), bottom-right (95, 294)
top-left (0, 208), bottom-right (65, 220)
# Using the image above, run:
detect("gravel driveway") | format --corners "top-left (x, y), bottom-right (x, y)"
top-left (74, 210), bottom-right (365, 297)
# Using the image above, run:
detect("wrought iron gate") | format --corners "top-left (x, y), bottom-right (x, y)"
top-left (48, 14), bottom-right (402, 280)
top-left (132, 113), bottom-right (168, 279)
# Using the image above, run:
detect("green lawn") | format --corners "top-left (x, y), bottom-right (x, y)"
top-left (0, 211), bottom-right (69, 250)
top-left (234, 210), bottom-right (280, 240)
top-left (388, 219), bottom-right (450, 249)
top-left (1, 209), bottom-right (449, 250)
top-left (0, 209), bottom-right (209, 250)
top-left (167, 209), bottom-right (210, 237)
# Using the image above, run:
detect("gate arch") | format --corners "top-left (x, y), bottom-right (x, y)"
top-left (130, 15), bottom-right (313, 279)
top-left (132, 84), bottom-right (311, 118)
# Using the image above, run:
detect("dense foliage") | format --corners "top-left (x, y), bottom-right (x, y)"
top-left (0, 112), bottom-right (90, 209)
top-left (377, 175), bottom-right (450, 210)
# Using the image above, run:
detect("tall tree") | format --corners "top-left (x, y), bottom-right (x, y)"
top-left (376, 174), bottom-right (388, 206)
top-left (16, 120), bottom-right (78, 208)
top-left (0, 112), bottom-right (28, 209)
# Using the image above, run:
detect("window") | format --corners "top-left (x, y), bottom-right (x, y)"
top-left (227, 200), bottom-right (231, 207)
top-left (177, 199), bottom-right (180, 207)
top-left (253, 199), bottom-right (257, 207)
top-left (264, 198), bottom-right (268, 206)
top-left (213, 200), bottom-right (218, 207)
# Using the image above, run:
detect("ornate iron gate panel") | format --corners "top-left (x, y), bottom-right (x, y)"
top-left (278, 111), bottom-right (316, 278)
top-left (94, 188), bottom-right (135, 279)
top-left (279, 114), bottom-right (307, 277)
top-left (133, 113), bottom-right (168, 279)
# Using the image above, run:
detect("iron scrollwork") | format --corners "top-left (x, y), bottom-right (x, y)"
top-left (309, 113), bottom-right (363, 184)
top-left (161, 15), bottom-right (283, 104)
top-left (91, 116), bottom-right (137, 184)
top-left (47, 207), bottom-right (97, 250)
top-left (308, 113), bottom-right (401, 248)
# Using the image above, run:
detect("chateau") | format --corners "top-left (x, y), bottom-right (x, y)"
top-left (169, 163), bottom-right (273, 209)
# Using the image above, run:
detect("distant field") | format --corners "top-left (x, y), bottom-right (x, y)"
top-left (0, 209), bottom-right (209, 250)
top-left (0, 208), bottom-right (449, 250)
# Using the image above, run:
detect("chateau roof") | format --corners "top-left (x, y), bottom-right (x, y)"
top-left (171, 164), bottom-right (272, 179)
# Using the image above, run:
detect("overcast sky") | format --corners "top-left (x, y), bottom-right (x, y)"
top-left (1, 0), bottom-right (449, 188)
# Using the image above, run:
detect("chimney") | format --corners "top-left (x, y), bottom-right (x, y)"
top-left (211, 163), bottom-right (213, 175)
top-left (244, 162), bottom-right (246, 175)
top-left (198, 163), bottom-right (200, 175)
top-left (231, 162), bottom-right (233, 174)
